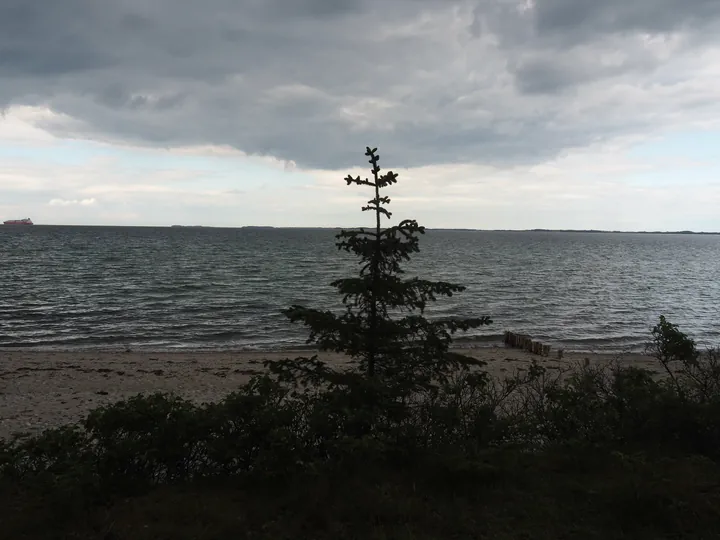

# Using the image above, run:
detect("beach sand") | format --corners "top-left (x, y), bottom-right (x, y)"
top-left (0, 347), bottom-right (660, 439)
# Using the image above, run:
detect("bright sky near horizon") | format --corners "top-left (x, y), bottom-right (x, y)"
top-left (2, 1), bottom-right (720, 230)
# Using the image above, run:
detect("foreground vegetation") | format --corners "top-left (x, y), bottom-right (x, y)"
top-left (3, 335), bottom-right (720, 539)
top-left (3, 446), bottom-right (720, 539)
top-left (3, 149), bottom-right (719, 539)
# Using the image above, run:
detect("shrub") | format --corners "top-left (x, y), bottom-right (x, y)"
top-left (83, 392), bottom-right (209, 489)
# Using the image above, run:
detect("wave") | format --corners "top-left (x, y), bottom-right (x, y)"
top-left (3, 227), bottom-right (719, 353)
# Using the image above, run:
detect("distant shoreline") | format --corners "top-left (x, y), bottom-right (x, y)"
top-left (4, 224), bottom-right (720, 234)
top-left (433, 228), bottom-right (720, 235)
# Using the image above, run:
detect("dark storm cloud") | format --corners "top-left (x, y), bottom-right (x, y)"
top-left (472, 0), bottom-right (720, 94)
top-left (508, 44), bottom-right (663, 95)
top-left (0, 1), bottom-right (113, 76)
top-left (533, 0), bottom-right (720, 39)
top-left (2, 0), bottom-right (720, 169)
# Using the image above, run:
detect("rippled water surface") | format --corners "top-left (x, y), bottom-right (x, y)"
top-left (2, 226), bottom-right (719, 352)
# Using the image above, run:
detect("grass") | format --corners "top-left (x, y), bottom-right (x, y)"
top-left (3, 447), bottom-right (720, 539)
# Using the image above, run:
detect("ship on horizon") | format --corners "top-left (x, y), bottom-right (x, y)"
top-left (3, 218), bottom-right (34, 225)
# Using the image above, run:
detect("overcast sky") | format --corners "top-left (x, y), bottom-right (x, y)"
top-left (2, 0), bottom-right (720, 230)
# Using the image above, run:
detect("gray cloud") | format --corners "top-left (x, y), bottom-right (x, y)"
top-left (2, 0), bottom-right (720, 169)
top-left (533, 0), bottom-right (720, 38)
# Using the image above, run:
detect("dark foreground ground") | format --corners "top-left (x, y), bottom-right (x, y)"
top-left (3, 447), bottom-right (719, 540)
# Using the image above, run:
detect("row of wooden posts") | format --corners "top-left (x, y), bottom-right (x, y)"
top-left (503, 331), bottom-right (554, 357)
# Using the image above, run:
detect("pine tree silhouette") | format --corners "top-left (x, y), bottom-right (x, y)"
top-left (268, 147), bottom-right (492, 395)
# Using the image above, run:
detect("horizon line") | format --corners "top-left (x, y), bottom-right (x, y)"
top-left (5, 224), bottom-right (720, 235)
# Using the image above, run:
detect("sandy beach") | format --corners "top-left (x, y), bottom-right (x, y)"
top-left (0, 347), bottom-right (660, 440)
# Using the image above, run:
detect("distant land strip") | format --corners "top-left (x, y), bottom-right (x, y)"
top-left (9, 224), bottom-right (720, 234)
top-left (428, 228), bottom-right (720, 235)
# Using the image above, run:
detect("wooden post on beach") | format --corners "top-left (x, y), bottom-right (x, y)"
top-left (504, 331), bottom-right (553, 358)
